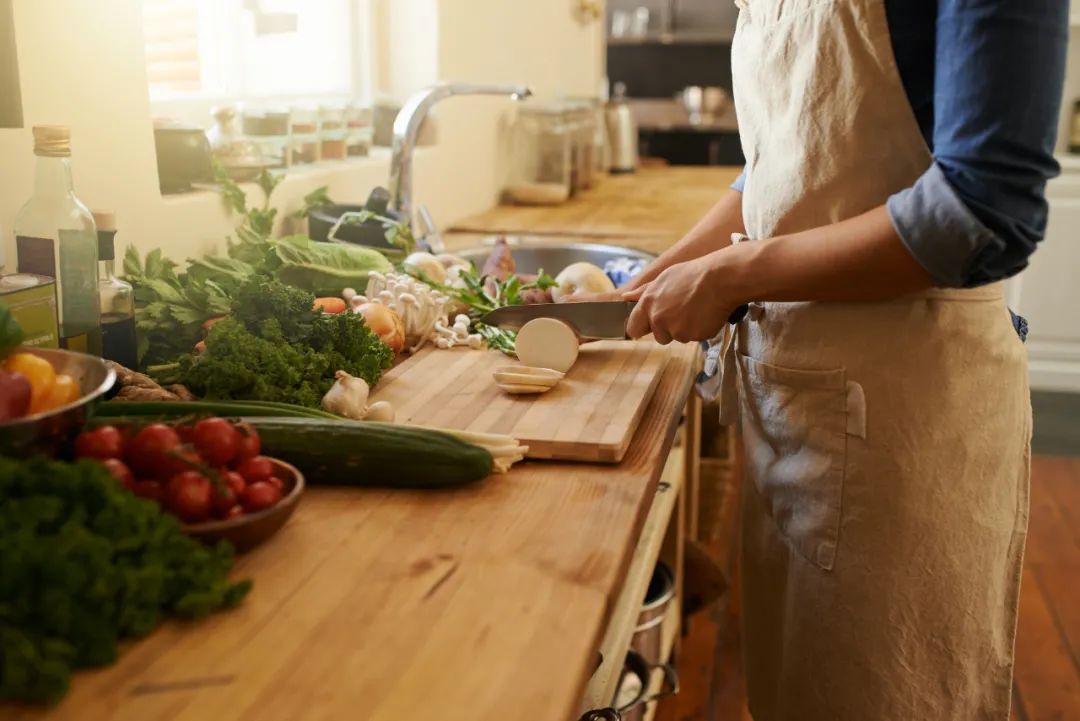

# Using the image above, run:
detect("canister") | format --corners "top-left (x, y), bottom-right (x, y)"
top-left (0, 273), bottom-right (59, 348)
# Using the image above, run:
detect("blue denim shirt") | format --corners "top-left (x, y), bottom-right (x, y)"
top-left (732, 0), bottom-right (1069, 289)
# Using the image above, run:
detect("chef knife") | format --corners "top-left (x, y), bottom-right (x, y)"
top-left (480, 302), bottom-right (749, 341)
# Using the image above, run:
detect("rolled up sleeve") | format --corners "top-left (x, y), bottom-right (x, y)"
top-left (886, 0), bottom-right (1067, 288)
top-left (732, 171), bottom-right (746, 193)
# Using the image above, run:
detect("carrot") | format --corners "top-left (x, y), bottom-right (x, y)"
top-left (201, 315), bottom-right (227, 333)
top-left (313, 297), bottom-right (348, 314)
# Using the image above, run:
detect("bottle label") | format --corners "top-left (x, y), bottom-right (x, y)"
top-left (15, 235), bottom-right (55, 277)
top-left (57, 229), bottom-right (100, 334)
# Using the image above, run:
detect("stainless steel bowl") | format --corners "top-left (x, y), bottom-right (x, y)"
top-left (0, 348), bottom-right (116, 458)
top-left (455, 237), bottom-right (655, 275)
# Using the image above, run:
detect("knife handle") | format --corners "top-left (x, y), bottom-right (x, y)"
top-left (728, 304), bottom-right (749, 325)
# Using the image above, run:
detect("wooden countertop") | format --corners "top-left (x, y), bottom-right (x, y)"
top-left (15, 343), bottom-right (700, 721)
top-left (451, 165), bottom-right (741, 255)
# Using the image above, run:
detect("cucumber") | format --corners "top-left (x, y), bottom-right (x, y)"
top-left (244, 418), bottom-right (494, 488)
top-left (94, 400), bottom-right (328, 420)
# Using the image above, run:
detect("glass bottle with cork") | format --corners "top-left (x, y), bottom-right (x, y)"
top-left (92, 210), bottom-right (137, 368)
top-left (13, 125), bottom-right (102, 354)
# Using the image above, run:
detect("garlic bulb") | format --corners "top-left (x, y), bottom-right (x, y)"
top-left (363, 401), bottom-right (395, 422)
top-left (321, 370), bottom-right (370, 420)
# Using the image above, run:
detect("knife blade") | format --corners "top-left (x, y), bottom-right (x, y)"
top-left (480, 302), bottom-right (637, 340)
top-left (480, 302), bottom-right (750, 341)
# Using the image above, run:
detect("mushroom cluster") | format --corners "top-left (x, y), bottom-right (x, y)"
top-left (351, 272), bottom-right (451, 353)
top-left (434, 314), bottom-right (484, 350)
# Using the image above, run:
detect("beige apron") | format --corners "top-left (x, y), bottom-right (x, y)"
top-left (719, 0), bottom-right (1034, 719)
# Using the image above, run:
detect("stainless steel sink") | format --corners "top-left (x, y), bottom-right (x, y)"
top-left (454, 236), bottom-right (655, 275)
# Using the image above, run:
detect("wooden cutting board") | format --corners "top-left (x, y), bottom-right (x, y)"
top-left (369, 340), bottom-right (673, 463)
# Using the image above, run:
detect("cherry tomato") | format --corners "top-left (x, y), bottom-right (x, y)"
top-left (192, 417), bottom-right (240, 466)
top-left (211, 483), bottom-right (238, 518)
top-left (176, 424), bottom-right (196, 444)
top-left (225, 505), bottom-right (245, 519)
top-left (241, 481), bottom-right (282, 512)
top-left (101, 458), bottom-right (135, 488)
top-left (126, 424), bottom-right (181, 478)
top-left (5, 352), bottom-right (56, 414)
top-left (74, 426), bottom-right (125, 460)
top-left (167, 471), bottom-right (212, 523)
top-left (132, 479), bottom-right (165, 504)
top-left (233, 422), bottom-right (261, 462)
top-left (266, 476), bottom-right (285, 492)
top-left (236, 455), bottom-right (273, 485)
top-left (158, 445), bottom-right (203, 480)
top-left (222, 470), bottom-right (246, 497)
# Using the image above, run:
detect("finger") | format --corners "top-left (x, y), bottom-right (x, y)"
top-left (626, 297), bottom-right (652, 338)
top-left (652, 326), bottom-right (673, 345)
top-left (622, 285), bottom-right (646, 302)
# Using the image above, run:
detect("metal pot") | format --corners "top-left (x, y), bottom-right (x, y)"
top-left (632, 562), bottom-right (676, 667)
top-left (577, 650), bottom-right (679, 721)
top-left (455, 239), bottom-right (655, 276)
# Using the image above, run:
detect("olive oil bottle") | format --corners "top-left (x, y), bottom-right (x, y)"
top-left (13, 126), bottom-right (102, 354)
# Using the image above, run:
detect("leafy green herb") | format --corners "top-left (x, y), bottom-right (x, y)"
top-left (123, 247), bottom-right (234, 366)
top-left (0, 457), bottom-right (251, 705)
top-left (0, 300), bottom-right (23, 358)
top-left (292, 186), bottom-right (335, 220)
top-left (343, 210), bottom-right (418, 256)
top-left (411, 265), bottom-right (556, 356)
top-left (162, 278), bottom-right (393, 408)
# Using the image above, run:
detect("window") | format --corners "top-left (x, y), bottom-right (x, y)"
top-left (144, 0), bottom-right (372, 119)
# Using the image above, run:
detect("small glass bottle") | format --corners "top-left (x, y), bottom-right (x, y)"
top-left (93, 210), bottom-right (137, 369)
top-left (13, 126), bottom-right (102, 354)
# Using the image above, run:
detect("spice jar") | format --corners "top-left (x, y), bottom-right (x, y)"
top-left (320, 105), bottom-right (348, 160)
top-left (345, 104), bottom-right (374, 157)
top-left (242, 108), bottom-right (290, 168)
top-left (289, 106), bottom-right (320, 165)
top-left (506, 105), bottom-right (573, 206)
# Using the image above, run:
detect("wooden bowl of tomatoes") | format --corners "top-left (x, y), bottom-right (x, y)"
top-left (75, 417), bottom-right (303, 552)
top-left (0, 348), bottom-right (116, 458)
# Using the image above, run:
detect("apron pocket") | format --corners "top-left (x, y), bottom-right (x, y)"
top-left (738, 352), bottom-right (849, 571)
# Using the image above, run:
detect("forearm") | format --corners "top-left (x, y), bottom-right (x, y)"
top-left (628, 189), bottom-right (745, 289)
top-left (721, 205), bottom-right (934, 304)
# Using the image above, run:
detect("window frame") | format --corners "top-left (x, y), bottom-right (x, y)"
top-left (145, 0), bottom-right (375, 127)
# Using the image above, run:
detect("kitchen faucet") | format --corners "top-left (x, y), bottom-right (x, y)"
top-left (388, 82), bottom-right (533, 239)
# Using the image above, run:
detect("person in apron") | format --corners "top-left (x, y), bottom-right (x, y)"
top-left (569, 0), bottom-right (1068, 718)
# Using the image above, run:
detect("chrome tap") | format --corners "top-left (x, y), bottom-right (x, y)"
top-left (388, 82), bottom-right (533, 233)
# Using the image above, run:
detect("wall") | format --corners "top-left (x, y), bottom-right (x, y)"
top-left (0, 0), bottom-right (605, 267)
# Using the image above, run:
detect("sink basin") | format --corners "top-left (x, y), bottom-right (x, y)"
top-left (454, 236), bottom-right (655, 275)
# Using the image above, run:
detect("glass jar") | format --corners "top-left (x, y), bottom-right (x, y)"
top-left (569, 101), bottom-right (600, 190)
top-left (242, 107), bottom-right (290, 168)
top-left (506, 105), bottom-right (573, 206)
top-left (289, 106), bottom-right (320, 165)
top-left (345, 104), bottom-right (374, 157)
top-left (320, 105), bottom-right (348, 161)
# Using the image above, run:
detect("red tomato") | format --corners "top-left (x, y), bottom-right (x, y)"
top-left (132, 479), bottom-right (165, 505)
top-left (74, 426), bottom-right (125, 460)
top-left (211, 484), bottom-right (238, 517)
top-left (101, 458), bottom-right (135, 488)
top-left (241, 481), bottom-right (282, 512)
top-left (233, 422), bottom-right (261, 462)
top-left (176, 424), bottom-right (196, 444)
top-left (236, 455), bottom-right (273, 485)
top-left (192, 417), bottom-right (241, 466)
top-left (225, 505), bottom-right (245, 519)
top-left (266, 476), bottom-right (285, 492)
top-left (158, 445), bottom-right (204, 480)
top-left (167, 471), bottom-right (212, 523)
top-left (127, 424), bottom-right (182, 478)
top-left (222, 470), bottom-right (246, 496)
